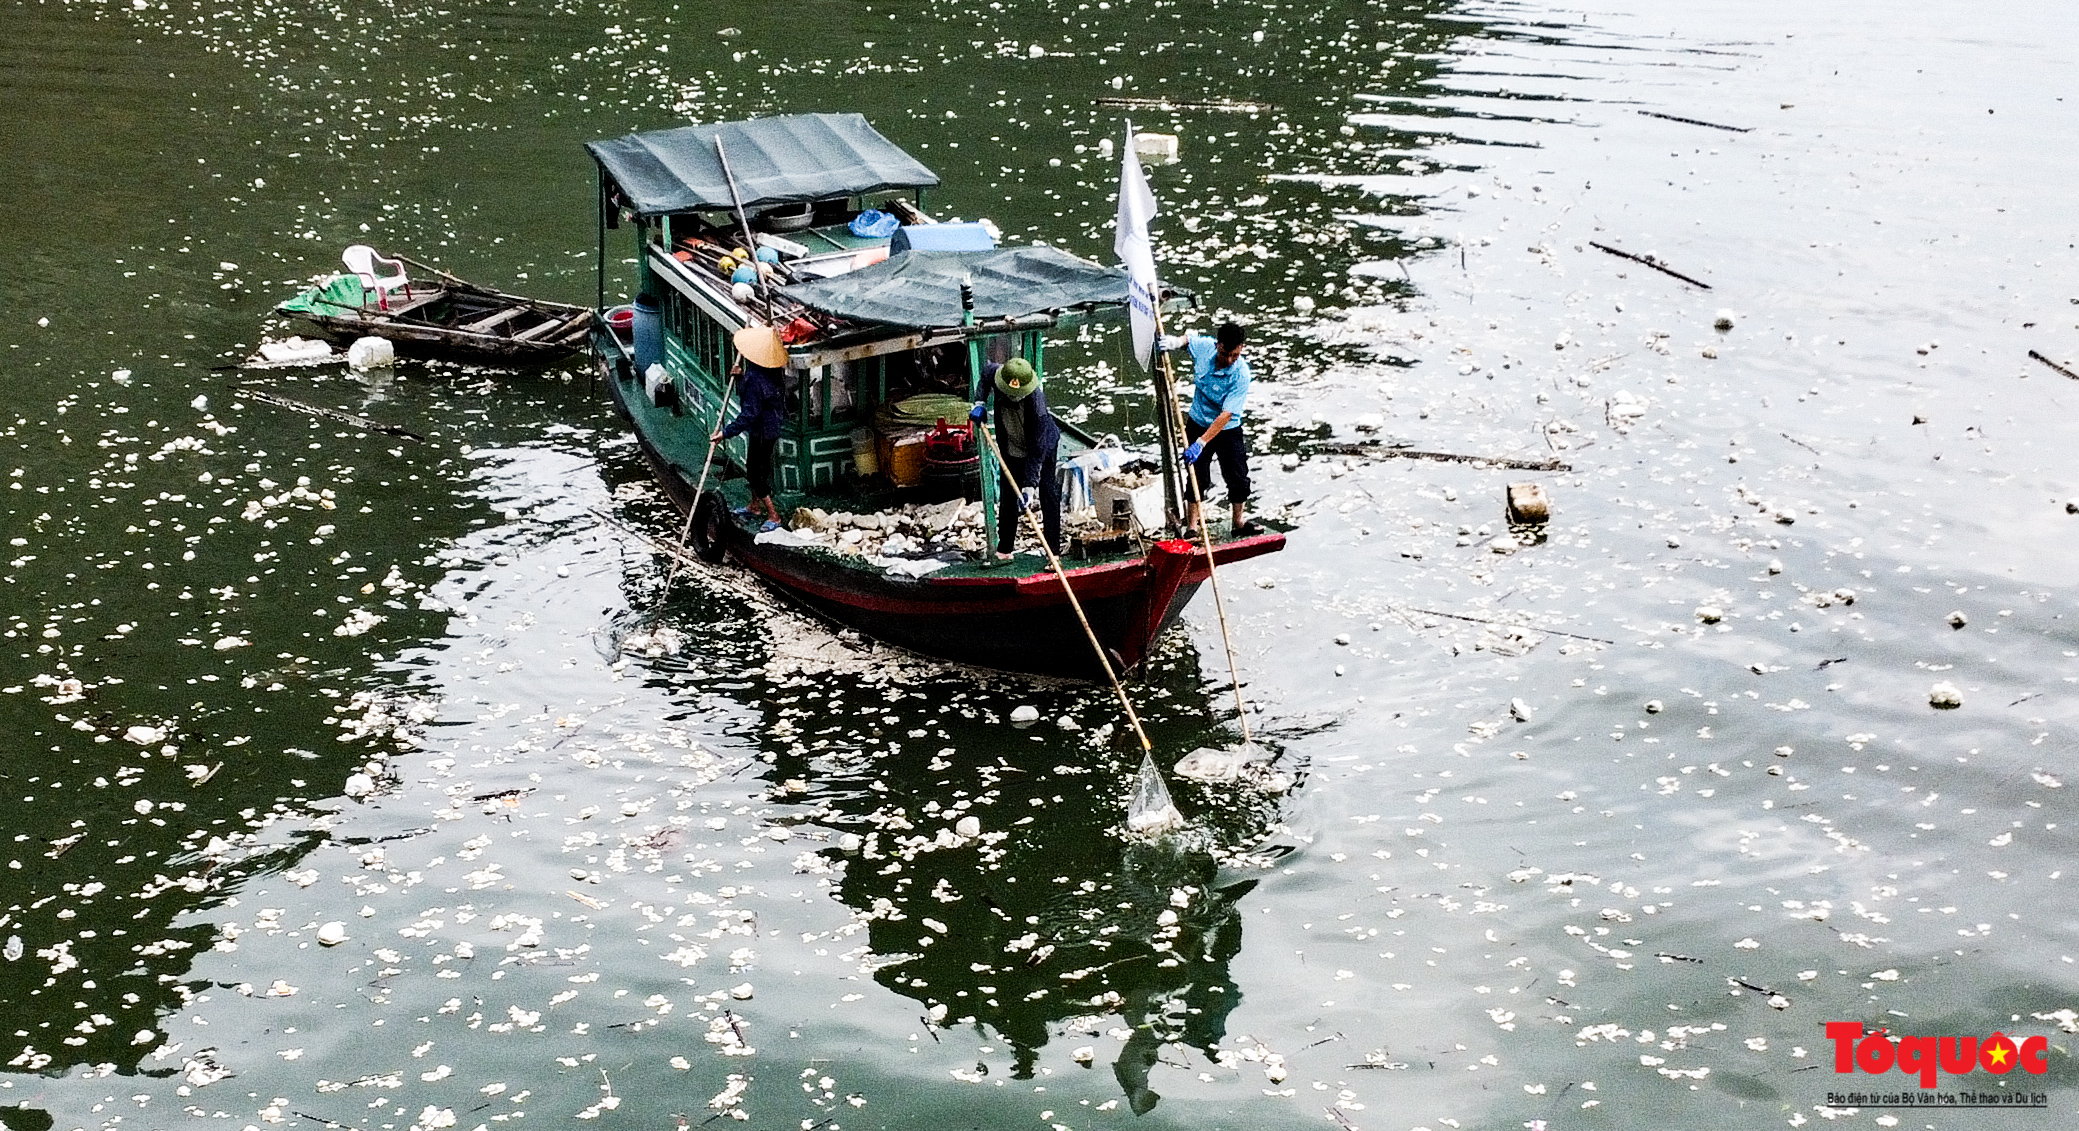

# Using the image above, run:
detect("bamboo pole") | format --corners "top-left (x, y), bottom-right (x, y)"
top-left (974, 424), bottom-right (1151, 754)
top-left (660, 368), bottom-right (739, 595)
top-left (1150, 318), bottom-right (1253, 745)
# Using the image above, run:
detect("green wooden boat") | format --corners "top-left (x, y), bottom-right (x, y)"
top-left (585, 113), bottom-right (1282, 678)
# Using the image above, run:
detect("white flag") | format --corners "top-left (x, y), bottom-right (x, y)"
top-left (1113, 122), bottom-right (1160, 371)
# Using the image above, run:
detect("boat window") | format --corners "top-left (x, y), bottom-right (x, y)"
top-left (805, 360), bottom-right (859, 428)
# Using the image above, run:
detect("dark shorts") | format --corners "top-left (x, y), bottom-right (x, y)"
top-left (1191, 424), bottom-right (1250, 505)
top-left (746, 435), bottom-right (777, 499)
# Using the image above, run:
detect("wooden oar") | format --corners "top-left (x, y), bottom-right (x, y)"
top-left (974, 423), bottom-right (1151, 754)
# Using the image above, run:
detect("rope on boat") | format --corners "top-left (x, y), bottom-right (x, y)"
top-left (974, 425), bottom-right (1152, 753)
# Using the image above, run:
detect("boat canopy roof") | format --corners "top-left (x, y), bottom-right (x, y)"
top-left (586, 113), bottom-right (939, 218)
top-left (781, 246), bottom-right (1130, 329)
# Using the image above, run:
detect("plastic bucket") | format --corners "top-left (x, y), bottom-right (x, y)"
top-left (850, 427), bottom-right (879, 476)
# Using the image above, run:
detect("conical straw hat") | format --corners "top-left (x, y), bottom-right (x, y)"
top-left (732, 324), bottom-right (787, 368)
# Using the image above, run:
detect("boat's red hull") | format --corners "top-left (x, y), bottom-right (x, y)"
top-left (604, 347), bottom-right (1283, 678)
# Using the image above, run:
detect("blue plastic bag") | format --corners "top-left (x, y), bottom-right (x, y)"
top-left (848, 209), bottom-right (900, 239)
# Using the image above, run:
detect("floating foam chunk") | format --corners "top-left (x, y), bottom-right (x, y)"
top-left (1008, 705), bottom-right (1040, 724)
top-left (1132, 132), bottom-right (1180, 164)
top-left (346, 336), bottom-right (395, 370)
top-left (316, 922), bottom-right (348, 946)
top-left (1928, 682), bottom-right (1962, 709)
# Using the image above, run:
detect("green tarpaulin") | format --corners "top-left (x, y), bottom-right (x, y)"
top-left (782, 247), bottom-right (1130, 329)
top-left (586, 113), bottom-right (939, 218)
top-left (277, 274), bottom-right (367, 315)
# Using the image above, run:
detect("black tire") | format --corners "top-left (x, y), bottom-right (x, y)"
top-left (688, 490), bottom-right (729, 564)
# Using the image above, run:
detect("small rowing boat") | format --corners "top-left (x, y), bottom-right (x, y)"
top-left (277, 249), bottom-right (593, 363)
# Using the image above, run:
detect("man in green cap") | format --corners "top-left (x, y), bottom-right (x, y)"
top-left (970, 357), bottom-right (1062, 561)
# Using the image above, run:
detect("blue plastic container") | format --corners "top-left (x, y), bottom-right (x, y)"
top-left (631, 293), bottom-right (663, 376)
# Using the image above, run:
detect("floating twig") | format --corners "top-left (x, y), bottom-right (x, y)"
top-left (1638, 109), bottom-right (1751, 133)
top-left (1779, 431), bottom-right (1822, 455)
top-left (234, 387), bottom-right (426, 441)
top-left (1396, 606), bottom-right (1614, 645)
top-left (1588, 240), bottom-right (1712, 289)
top-left (2028, 350), bottom-right (2078, 381)
top-left (1094, 96), bottom-right (1274, 113)
top-left (1655, 952), bottom-right (1704, 964)
top-left (1304, 441), bottom-right (1570, 472)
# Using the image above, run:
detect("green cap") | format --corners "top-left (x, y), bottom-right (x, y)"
top-left (993, 357), bottom-right (1040, 400)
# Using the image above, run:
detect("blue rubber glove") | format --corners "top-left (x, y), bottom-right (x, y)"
top-left (969, 402), bottom-right (986, 422)
top-left (1182, 440), bottom-right (1204, 464)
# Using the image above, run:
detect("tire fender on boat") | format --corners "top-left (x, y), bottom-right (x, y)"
top-left (689, 490), bottom-right (730, 564)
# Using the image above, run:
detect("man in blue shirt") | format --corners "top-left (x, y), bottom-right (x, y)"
top-left (1160, 321), bottom-right (1259, 537)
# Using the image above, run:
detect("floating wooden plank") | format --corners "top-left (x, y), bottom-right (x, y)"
top-left (1093, 96), bottom-right (1275, 114)
top-left (1305, 441), bottom-right (1569, 472)
top-left (235, 387), bottom-right (426, 441)
top-left (1588, 240), bottom-right (1711, 289)
top-left (2029, 349), bottom-right (2078, 381)
top-left (1638, 109), bottom-right (1751, 133)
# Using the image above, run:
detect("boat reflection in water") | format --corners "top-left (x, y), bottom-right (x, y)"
top-left (777, 659), bottom-right (1289, 1113)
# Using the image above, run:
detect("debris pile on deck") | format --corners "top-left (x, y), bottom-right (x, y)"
top-left (783, 500), bottom-right (989, 559)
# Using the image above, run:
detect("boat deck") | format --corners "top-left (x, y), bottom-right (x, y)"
top-left (703, 474), bottom-right (1186, 582)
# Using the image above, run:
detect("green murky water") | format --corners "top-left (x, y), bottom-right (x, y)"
top-left (4, 0), bottom-right (2079, 1128)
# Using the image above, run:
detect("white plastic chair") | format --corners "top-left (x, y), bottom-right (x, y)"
top-left (341, 245), bottom-right (412, 311)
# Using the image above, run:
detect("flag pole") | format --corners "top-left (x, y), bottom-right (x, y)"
top-left (1116, 120), bottom-right (1184, 535)
top-left (1118, 120), bottom-right (1254, 743)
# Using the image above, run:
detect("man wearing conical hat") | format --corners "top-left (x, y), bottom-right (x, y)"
top-left (712, 325), bottom-right (789, 532)
top-left (970, 357), bottom-right (1062, 562)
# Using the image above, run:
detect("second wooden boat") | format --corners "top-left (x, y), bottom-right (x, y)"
top-left (278, 252), bottom-right (593, 363)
